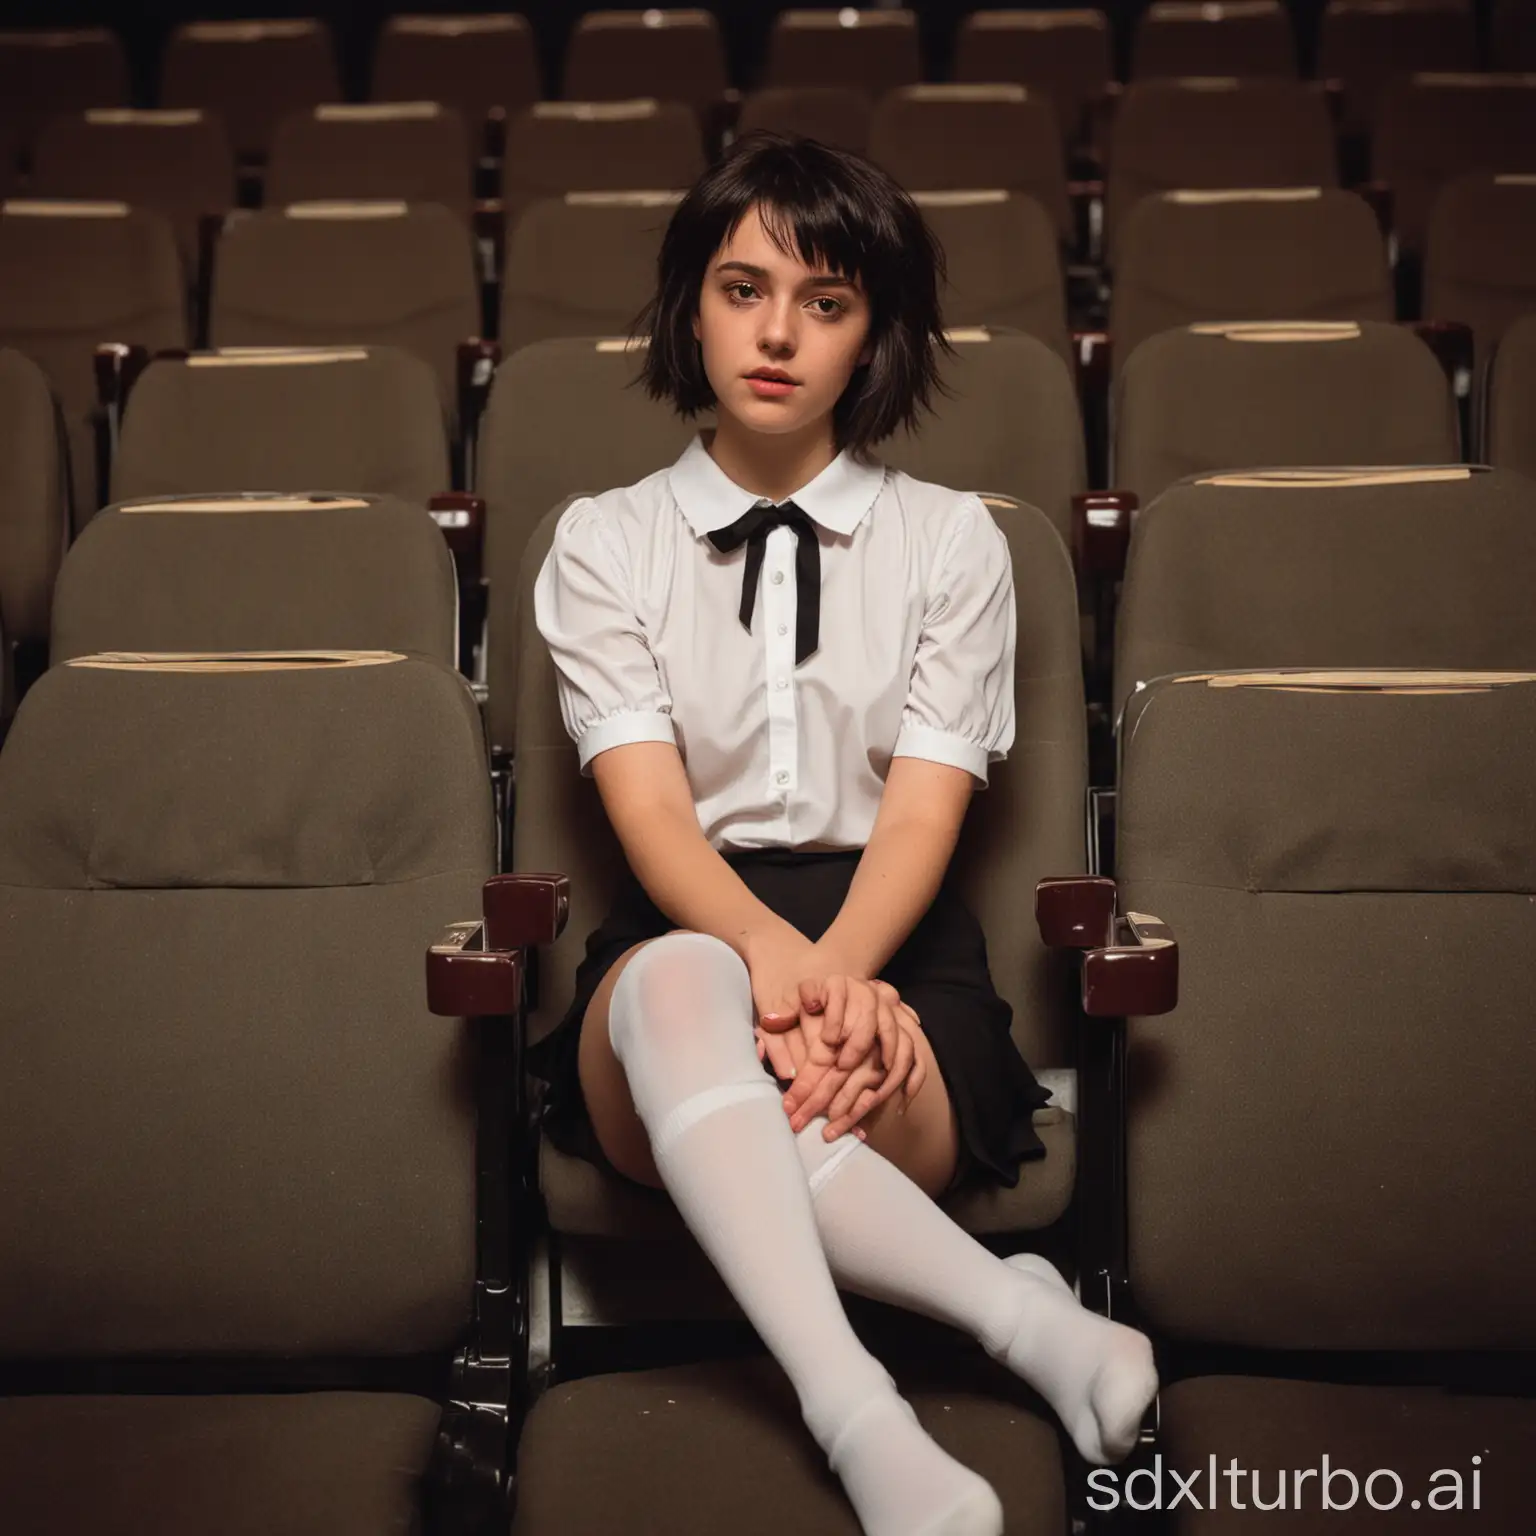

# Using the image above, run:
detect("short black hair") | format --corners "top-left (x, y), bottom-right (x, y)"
top-left (636, 132), bottom-right (949, 457)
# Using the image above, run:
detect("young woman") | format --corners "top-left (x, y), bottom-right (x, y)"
top-left (529, 133), bottom-right (1157, 1536)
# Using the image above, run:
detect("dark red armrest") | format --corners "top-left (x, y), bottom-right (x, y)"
top-left (1036, 875), bottom-right (1178, 1017)
top-left (1072, 489), bottom-right (1137, 582)
top-left (429, 490), bottom-right (485, 558)
top-left (426, 873), bottom-right (570, 1018)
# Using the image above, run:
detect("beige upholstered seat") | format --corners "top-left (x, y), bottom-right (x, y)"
top-left (0, 650), bottom-right (496, 1534)
top-left (209, 203), bottom-right (480, 406)
top-left (1114, 467), bottom-right (1536, 714)
top-left (51, 493), bottom-right (458, 666)
top-left (1112, 669), bottom-right (1536, 1532)
top-left (112, 346), bottom-right (450, 506)
top-left (1113, 321), bottom-right (1456, 503)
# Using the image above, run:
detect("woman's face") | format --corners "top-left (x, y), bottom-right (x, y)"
top-left (693, 204), bottom-right (873, 441)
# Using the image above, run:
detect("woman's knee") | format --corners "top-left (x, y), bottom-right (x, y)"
top-left (607, 930), bottom-right (750, 1058)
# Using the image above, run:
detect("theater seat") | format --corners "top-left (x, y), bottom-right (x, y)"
top-left (111, 346), bottom-right (450, 506)
top-left (913, 193), bottom-right (1071, 364)
top-left (883, 327), bottom-right (1085, 547)
top-left (736, 86), bottom-right (873, 152)
top-left (478, 336), bottom-right (697, 751)
top-left (1113, 466), bottom-right (1536, 714)
top-left (208, 203), bottom-right (480, 407)
top-left (1090, 669), bottom-right (1536, 1532)
top-left (1113, 321), bottom-right (1457, 503)
top-left (50, 494), bottom-right (459, 666)
top-left (1109, 189), bottom-right (1392, 370)
top-left (0, 650), bottom-right (503, 1536)
top-left (561, 10), bottom-right (730, 117)
top-left (370, 13), bottom-right (541, 124)
top-left (0, 200), bottom-right (185, 517)
top-left (505, 488), bottom-right (1083, 1524)
top-left (765, 9), bottom-right (921, 96)
top-left (499, 193), bottom-right (680, 353)
top-left (1424, 172), bottom-right (1536, 364)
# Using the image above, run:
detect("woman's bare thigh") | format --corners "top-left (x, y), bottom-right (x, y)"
top-left (575, 935), bottom-right (674, 1189)
top-left (578, 931), bottom-right (960, 1200)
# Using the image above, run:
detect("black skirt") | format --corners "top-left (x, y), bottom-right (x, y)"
top-left (525, 848), bottom-right (1053, 1197)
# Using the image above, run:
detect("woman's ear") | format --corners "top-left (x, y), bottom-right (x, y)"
top-left (856, 337), bottom-right (874, 369)
top-left (692, 310), bottom-right (702, 343)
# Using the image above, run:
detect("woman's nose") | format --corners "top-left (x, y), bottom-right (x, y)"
top-left (757, 300), bottom-right (797, 356)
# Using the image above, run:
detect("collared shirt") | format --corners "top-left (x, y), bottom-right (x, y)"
top-left (532, 435), bottom-right (1016, 852)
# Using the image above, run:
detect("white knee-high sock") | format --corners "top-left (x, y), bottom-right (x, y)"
top-left (608, 934), bottom-right (1003, 1536)
top-left (796, 1122), bottom-right (1158, 1465)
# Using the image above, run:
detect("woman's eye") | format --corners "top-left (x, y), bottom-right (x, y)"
top-left (726, 282), bottom-right (757, 302)
top-left (808, 296), bottom-right (845, 317)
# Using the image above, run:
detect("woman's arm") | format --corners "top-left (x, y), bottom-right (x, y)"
top-left (816, 755), bottom-right (975, 980)
top-left (590, 740), bottom-right (797, 961)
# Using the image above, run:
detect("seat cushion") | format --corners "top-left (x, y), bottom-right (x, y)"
top-left (540, 1106), bottom-right (1075, 1239)
top-left (1158, 1375), bottom-right (1536, 1531)
top-left (0, 1391), bottom-right (441, 1536)
top-left (513, 1356), bottom-right (1065, 1534)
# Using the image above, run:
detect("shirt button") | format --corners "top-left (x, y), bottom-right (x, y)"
top-left (771, 570), bottom-right (786, 585)
top-left (775, 769), bottom-right (789, 785)
top-left (776, 623), bottom-right (788, 636)
top-left (775, 677), bottom-right (789, 690)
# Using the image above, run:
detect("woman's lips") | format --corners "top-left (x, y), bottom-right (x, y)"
top-left (746, 376), bottom-right (798, 397)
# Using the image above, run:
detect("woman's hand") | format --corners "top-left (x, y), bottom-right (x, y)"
top-left (742, 925), bottom-right (841, 1083)
top-left (778, 975), bottom-right (929, 1139)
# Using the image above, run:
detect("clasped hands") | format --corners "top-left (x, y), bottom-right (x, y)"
top-left (744, 929), bottom-right (928, 1144)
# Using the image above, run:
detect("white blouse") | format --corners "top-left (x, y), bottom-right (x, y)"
top-left (532, 435), bottom-right (1016, 852)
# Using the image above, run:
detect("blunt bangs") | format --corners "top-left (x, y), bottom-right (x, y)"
top-left (637, 132), bottom-right (949, 456)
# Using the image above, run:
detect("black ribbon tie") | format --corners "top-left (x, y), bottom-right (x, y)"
top-left (706, 499), bottom-right (821, 665)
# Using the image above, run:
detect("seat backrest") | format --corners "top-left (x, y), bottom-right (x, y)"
top-left (265, 103), bottom-right (473, 216)
top-left (869, 85), bottom-right (1071, 242)
top-left (500, 193), bottom-right (680, 354)
top-left (0, 200), bottom-right (186, 517)
top-left (951, 9), bottom-right (1113, 146)
top-left (113, 346), bottom-right (450, 505)
top-left (1132, 0), bottom-right (1297, 79)
top-left (1106, 79), bottom-right (1338, 253)
top-left (1374, 72), bottom-right (1536, 251)
top-left (29, 109), bottom-right (236, 266)
top-left (766, 8), bottom-right (921, 94)
top-left (51, 494), bottom-right (458, 665)
top-left (0, 27), bottom-right (127, 147)
top-left (0, 649), bottom-right (492, 1358)
top-left (501, 101), bottom-right (705, 223)
top-left (479, 337), bottom-right (697, 751)
top-left (209, 203), bottom-right (479, 405)
top-left (1424, 172), bottom-right (1536, 361)
top-left (1486, 311), bottom-right (1536, 478)
top-left (160, 18), bottom-right (340, 161)
top-left (882, 327), bottom-right (1085, 545)
top-left (1116, 668), bottom-right (1536, 1351)
top-left (1110, 188), bottom-right (1390, 364)
top-left (1317, 0), bottom-right (1477, 135)
top-left (512, 490), bottom-right (1086, 1074)
top-left (1114, 467), bottom-right (1536, 716)
top-left (736, 86), bottom-right (873, 152)
top-left (0, 348), bottom-right (67, 646)
top-left (370, 13), bottom-right (542, 122)
top-left (562, 10), bottom-right (729, 112)
top-left (1114, 321), bottom-right (1457, 506)
top-left (914, 191), bottom-right (1071, 365)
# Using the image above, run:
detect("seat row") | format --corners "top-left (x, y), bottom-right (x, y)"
top-left (9, 67), bottom-right (1536, 257)
top-left (7, 168), bottom-right (1536, 510)
top-left (0, 620), bottom-right (1529, 1530)
top-left (6, 3), bottom-right (1536, 157)
top-left (7, 315), bottom-right (1536, 710)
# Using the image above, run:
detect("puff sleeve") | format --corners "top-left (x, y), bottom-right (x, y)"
top-left (532, 498), bottom-right (676, 775)
top-left (891, 495), bottom-right (1016, 786)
